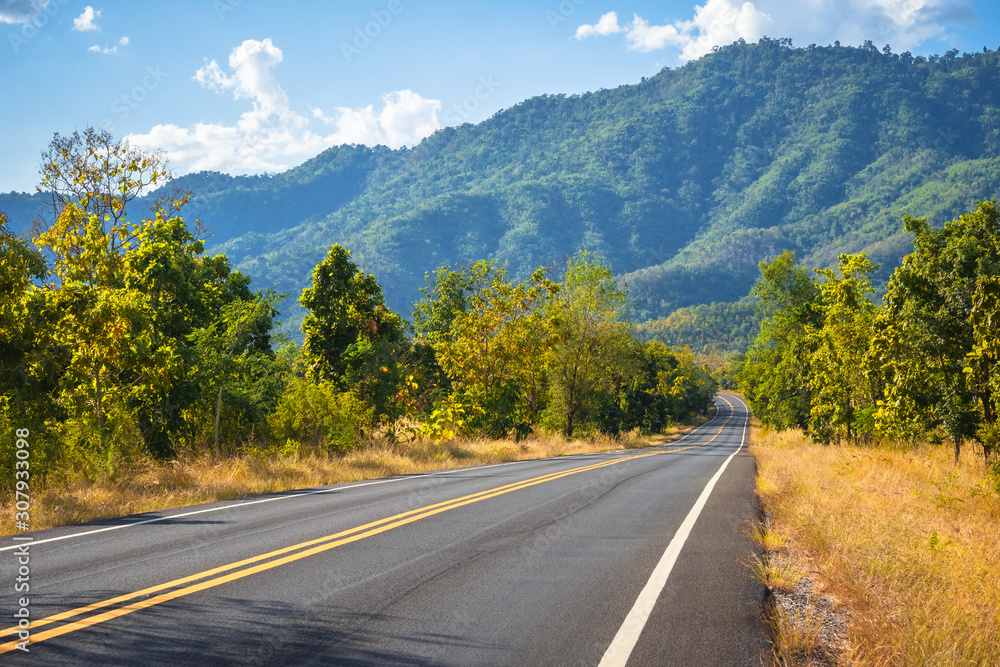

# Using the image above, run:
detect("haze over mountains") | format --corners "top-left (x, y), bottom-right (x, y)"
top-left (5, 38), bottom-right (1000, 341)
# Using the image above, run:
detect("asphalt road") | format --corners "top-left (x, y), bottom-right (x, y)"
top-left (0, 393), bottom-right (766, 666)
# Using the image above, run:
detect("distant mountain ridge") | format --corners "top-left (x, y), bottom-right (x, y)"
top-left (5, 38), bottom-right (1000, 342)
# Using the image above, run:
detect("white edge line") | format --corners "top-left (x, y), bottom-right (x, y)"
top-left (0, 396), bottom-right (733, 553)
top-left (599, 393), bottom-right (749, 667)
top-left (0, 460), bottom-right (521, 552)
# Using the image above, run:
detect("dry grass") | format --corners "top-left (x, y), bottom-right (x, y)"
top-left (752, 425), bottom-right (1000, 666)
top-left (0, 421), bottom-right (702, 536)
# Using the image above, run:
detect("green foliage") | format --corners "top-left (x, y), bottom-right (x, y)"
top-left (871, 201), bottom-right (1000, 457)
top-left (0, 129), bottom-right (294, 482)
top-left (300, 243), bottom-right (408, 425)
top-left (411, 254), bottom-right (717, 440)
top-left (593, 341), bottom-right (718, 435)
top-left (422, 260), bottom-right (555, 438)
top-left (268, 376), bottom-right (372, 454)
top-left (635, 301), bottom-right (760, 354)
top-left (543, 253), bottom-right (633, 436)
top-left (742, 201), bottom-right (1000, 464)
top-left (188, 291), bottom-right (285, 457)
top-left (807, 254), bottom-right (879, 444)
top-left (740, 251), bottom-right (820, 430)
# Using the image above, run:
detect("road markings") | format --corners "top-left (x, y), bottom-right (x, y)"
top-left (0, 400), bottom-right (737, 655)
top-left (0, 397), bottom-right (728, 555)
top-left (0, 448), bottom-right (687, 654)
top-left (599, 394), bottom-right (748, 667)
top-left (0, 461), bottom-right (529, 554)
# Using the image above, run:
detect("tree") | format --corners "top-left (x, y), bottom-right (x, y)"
top-left (807, 254), bottom-right (878, 444)
top-left (966, 275), bottom-right (1000, 460)
top-left (0, 211), bottom-right (47, 394)
top-left (739, 251), bottom-right (820, 430)
top-left (300, 244), bottom-right (407, 424)
top-left (25, 129), bottom-right (277, 463)
top-left (871, 202), bottom-right (1000, 462)
top-left (544, 252), bottom-right (632, 436)
top-left (424, 260), bottom-right (555, 438)
top-left (189, 291), bottom-right (282, 458)
top-left (38, 127), bottom-right (181, 234)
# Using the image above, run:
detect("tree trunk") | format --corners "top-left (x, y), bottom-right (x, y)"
top-left (95, 365), bottom-right (104, 431)
top-left (214, 385), bottom-right (223, 460)
top-left (954, 435), bottom-right (961, 465)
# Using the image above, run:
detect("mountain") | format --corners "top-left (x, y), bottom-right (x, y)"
top-left (4, 38), bottom-right (1000, 344)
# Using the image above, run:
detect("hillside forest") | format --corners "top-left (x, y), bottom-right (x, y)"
top-left (4, 38), bottom-right (1000, 356)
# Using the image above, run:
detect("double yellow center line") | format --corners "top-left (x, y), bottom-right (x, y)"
top-left (1, 404), bottom-right (735, 654)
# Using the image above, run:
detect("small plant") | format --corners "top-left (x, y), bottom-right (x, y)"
top-left (765, 597), bottom-right (825, 666)
top-left (748, 553), bottom-right (804, 593)
top-left (747, 521), bottom-right (790, 552)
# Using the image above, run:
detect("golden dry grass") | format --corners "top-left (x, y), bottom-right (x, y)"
top-left (752, 426), bottom-right (1000, 666)
top-left (0, 421), bottom-right (702, 536)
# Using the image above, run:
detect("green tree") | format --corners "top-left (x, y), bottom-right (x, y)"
top-left (739, 251), bottom-right (820, 430)
top-left (0, 210), bottom-right (47, 398)
top-left (544, 253), bottom-right (632, 436)
top-left (25, 129), bottom-right (278, 466)
top-left (300, 244), bottom-right (407, 424)
top-left (189, 291), bottom-right (283, 458)
top-left (424, 261), bottom-right (555, 438)
top-left (807, 254), bottom-right (878, 444)
top-left (967, 275), bottom-right (1000, 460)
top-left (871, 202), bottom-right (1000, 461)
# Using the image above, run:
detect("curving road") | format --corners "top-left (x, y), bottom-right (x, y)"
top-left (0, 393), bottom-right (765, 665)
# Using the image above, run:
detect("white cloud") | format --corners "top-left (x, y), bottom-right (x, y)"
top-left (314, 90), bottom-right (442, 148)
top-left (785, 0), bottom-right (977, 51)
top-left (86, 33), bottom-right (127, 55)
top-left (72, 5), bottom-right (100, 32)
top-left (577, 0), bottom-right (975, 61)
top-left (128, 38), bottom-right (443, 177)
top-left (0, 0), bottom-right (47, 24)
top-left (625, 16), bottom-right (684, 52)
top-left (575, 11), bottom-right (623, 39)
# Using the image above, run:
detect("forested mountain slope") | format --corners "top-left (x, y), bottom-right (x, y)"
top-left (5, 38), bottom-right (999, 339)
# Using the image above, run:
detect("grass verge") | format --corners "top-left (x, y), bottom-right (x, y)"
top-left (751, 425), bottom-right (1000, 666)
top-left (1, 420), bottom-right (707, 537)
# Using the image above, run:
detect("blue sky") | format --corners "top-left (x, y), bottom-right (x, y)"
top-left (1, 0), bottom-right (997, 192)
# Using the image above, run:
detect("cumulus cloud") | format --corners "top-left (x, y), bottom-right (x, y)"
top-left (576, 0), bottom-right (976, 61)
top-left (575, 11), bottom-right (622, 39)
top-left (0, 0), bottom-right (47, 24)
top-left (128, 38), bottom-right (442, 177)
top-left (312, 90), bottom-right (442, 148)
top-left (72, 5), bottom-right (100, 31)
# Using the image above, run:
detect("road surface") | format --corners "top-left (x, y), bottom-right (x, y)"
top-left (1, 393), bottom-right (765, 665)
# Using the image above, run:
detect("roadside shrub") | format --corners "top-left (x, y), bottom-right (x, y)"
top-left (268, 376), bottom-right (373, 454)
